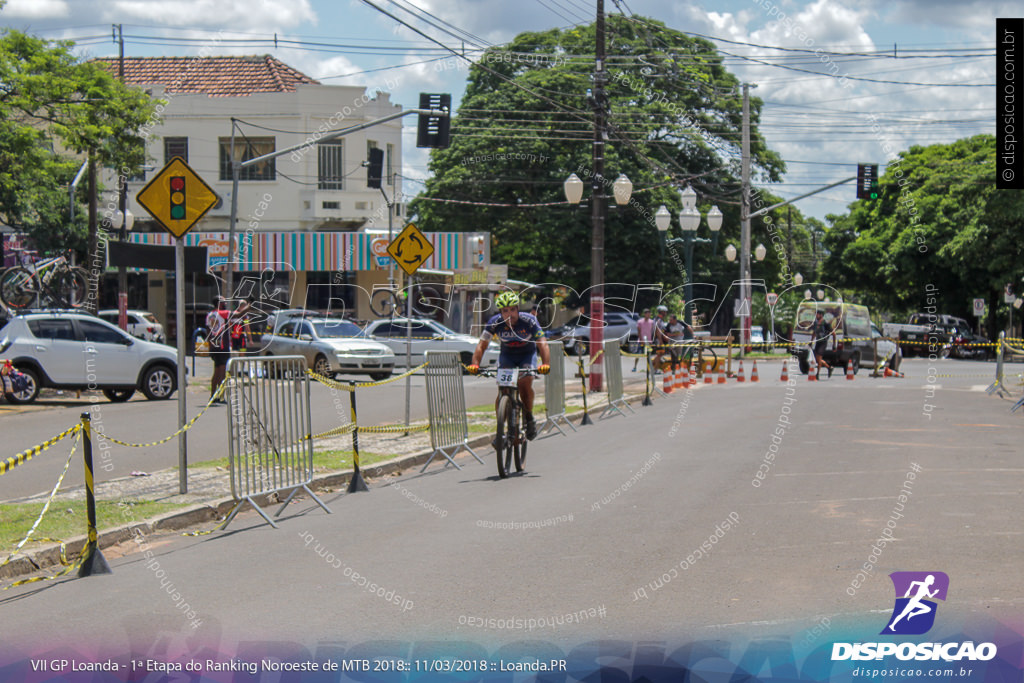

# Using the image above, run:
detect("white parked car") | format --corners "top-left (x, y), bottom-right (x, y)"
top-left (0, 311), bottom-right (178, 403)
top-left (261, 317), bottom-right (395, 380)
top-left (363, 317), bottom-right (500, 370)
top-left (98, 309), bottom-right (166, 343)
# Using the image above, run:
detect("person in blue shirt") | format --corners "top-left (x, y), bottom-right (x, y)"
top-left (468, 291), bottom-right (550, 440)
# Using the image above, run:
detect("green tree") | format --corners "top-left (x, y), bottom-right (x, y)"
top-left (0, 28), bottom-right (154, 253)
top-left (411, 16), bottom-right (786, 318)
top-left (821, 135), bottom-right (1024, 335)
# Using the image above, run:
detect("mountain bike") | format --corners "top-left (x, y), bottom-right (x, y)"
top-left (0, 251), bottom-right (88, 310)
top-left (479, 367), bottom-right (537, 478)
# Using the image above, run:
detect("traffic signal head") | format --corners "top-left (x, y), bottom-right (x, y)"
top-left (367, 147), bottom-right (384, 189)
top-left (417, 93), bottom-right (451, 148)
top-left (856, 164), bottom-right (879, 200)
top-left (169, 175), bottom-right (186, 220)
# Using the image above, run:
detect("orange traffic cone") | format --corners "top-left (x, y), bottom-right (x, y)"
top-left (780, 360), bottom-right (789, 381)
top-left (689, 361), bottom-right (697, 387)
top-left (846, 358), bottom-right (855, 380)
top-left (736, 360), bottom-right (745, 382)
top-left (704, 361), bottom-right (714, 384)
top-left (673, 366), bottom-right (682, 392)
top-left (681, 363), bottom-right (690, 388)
top-left (718, 364), bottom-right (726, 384)
top-left (808, 363), bottom-right (818, 381)
top-left (751, 360), bottom-right (759, 382)
top-left (662, 365), bottom-right (674, 394)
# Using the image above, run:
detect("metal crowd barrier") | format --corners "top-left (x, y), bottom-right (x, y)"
top-left (539, 342), bottom-right (575, 437)
top-left (224, 355), bottom-right (331, 530)
top-left (600, 340), bottom-right (634, 419)
top-left (421, 351), bottom-right (483, 472)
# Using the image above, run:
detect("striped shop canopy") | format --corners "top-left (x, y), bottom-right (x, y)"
top-left (127, 230), bottom-right (465, 272)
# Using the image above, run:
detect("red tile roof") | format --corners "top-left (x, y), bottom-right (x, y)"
top-left (94, 55), bottom-right (319, 97)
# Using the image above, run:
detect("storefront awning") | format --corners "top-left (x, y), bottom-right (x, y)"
top-left (128, 230), bottom-right (467, 272)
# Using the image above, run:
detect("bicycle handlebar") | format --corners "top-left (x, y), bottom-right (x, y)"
top-left (476, 367), bottom-right (540, 378)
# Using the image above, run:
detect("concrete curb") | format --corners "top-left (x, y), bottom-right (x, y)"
top-left (3, 388), bottom-right (665, 582)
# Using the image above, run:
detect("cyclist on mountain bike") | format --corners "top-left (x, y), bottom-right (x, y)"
top-left (467, 291), bottom-right (550, 441)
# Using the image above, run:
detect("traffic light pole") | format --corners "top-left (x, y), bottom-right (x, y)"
top-left (224, 107), bottom-right (448, 302)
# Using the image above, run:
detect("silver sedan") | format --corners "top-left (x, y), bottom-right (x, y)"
top-left (261, 318), bottom-right (395, 380)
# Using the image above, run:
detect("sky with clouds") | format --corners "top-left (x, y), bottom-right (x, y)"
top-left (0, 0), bottom-right (1002, 222)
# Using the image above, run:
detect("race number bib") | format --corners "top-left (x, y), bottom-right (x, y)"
top-left (496, 368), bottom-right (519, 387)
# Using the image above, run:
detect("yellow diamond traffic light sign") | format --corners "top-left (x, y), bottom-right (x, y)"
top-left (136, 157), bottom-right (219, 237)
top-left (387, 223), bottom-right (434, 276)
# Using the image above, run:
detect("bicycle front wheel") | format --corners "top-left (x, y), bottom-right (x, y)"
top-left (495, 394), bottom-right (514, 478)
top-left (514, 406), bottom-right (526, 473)
top-left (0, 266), bottom-right (38, 309)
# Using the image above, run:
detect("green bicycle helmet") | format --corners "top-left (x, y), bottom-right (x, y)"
top-left (495, 291), bottom-right (520, 309)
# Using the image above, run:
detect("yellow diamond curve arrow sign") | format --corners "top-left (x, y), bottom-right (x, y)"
top-left (136, 157), bottom-right (219, 238)
top-left (387, 223), bottom-right (434, 276)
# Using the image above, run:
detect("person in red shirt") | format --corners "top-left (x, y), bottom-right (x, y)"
top-left (206, 296), bottom-right (249, 404)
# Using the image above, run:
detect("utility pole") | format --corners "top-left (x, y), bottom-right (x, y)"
top-left (589, 0), bottom-right (607, 392)
top-left (86, 156), bottom-right (99, 315)
top-left (740, 83), bottom-right (751, 358)
top-left (116, 24), bottom-right (129, 330)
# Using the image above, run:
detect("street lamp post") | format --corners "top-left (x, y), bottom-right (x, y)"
top-left (656, 187), bottom-right (722, 330)
top-left (726, 239), bottom-right (766, 353)
top-left (111, 208), bottom-right (134, 330)
top-left (564, 172), bottom-right (633, 392)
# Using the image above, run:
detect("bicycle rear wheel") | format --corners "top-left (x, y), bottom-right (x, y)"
top-left (495, 394), bottom-right (514, 478)
top-left (54, 267), bottom-right (88, 307)
top-left (697, 344), bottom-right (718, 373)
top-left (0, 266), bottom-right (37, 309)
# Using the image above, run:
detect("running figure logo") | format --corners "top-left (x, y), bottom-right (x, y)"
top-left (882, 571), bottom-right (949, 635)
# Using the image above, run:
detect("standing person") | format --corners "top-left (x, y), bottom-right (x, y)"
top-left (633, 308), bottom-right (656, 372)
top-left (206, 296), bottom-right (249, 404)
top-left (810, 309), bottom-right (834, 378)
top-left (664, 313), bottom-right (689, 371)
top-left (650, 305), bottom-right (670, 373)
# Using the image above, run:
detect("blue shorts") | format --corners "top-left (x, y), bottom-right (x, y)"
top-left (498, 350), bottom-right (536, 369)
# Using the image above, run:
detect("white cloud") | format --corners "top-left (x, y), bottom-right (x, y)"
top-left (108, 0), bottom-right (315, 30)
top-left (2, 0), bottom-right (70, 19)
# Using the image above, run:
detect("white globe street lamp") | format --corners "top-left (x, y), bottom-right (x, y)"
top-left (563, 173), bottom-right (584, 205)
top-left (612, 175), bottom-right (633, 206)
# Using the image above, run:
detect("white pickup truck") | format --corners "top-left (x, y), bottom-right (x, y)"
top-left (882, 313), bottom-right (956, 358)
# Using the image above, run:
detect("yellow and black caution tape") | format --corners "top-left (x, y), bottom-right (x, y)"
top-left (310, 423), bottom-right (357, 440)
top-left (307, 363), bottom-right (428, 392)
top-left (183, 513), bottom-right (232, 537)
top-left (356, 423), bottom-right (430, 434)
top-left (0, 424), bottom-right (81, 477)
top-left (93, 381), bottom-right (228, 449)
top-left (2, 429), bottom-right (84, 589)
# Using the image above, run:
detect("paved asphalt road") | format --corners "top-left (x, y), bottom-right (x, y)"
top-left (0, 357), bottom-right (533, 501)
top-left (3, 357), bottom-right (1020, 661)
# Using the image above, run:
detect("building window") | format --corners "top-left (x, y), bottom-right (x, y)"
top-left (164, 137), bottom-right (188, 165)
top-left (366, 140), bottom-right (378, 190)
top-left (219, 137), bottom-right (275, 181)
top-left (317, 140), bottom-right (344, 190)
top-left (386, 143), bottom-right (394, 185)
